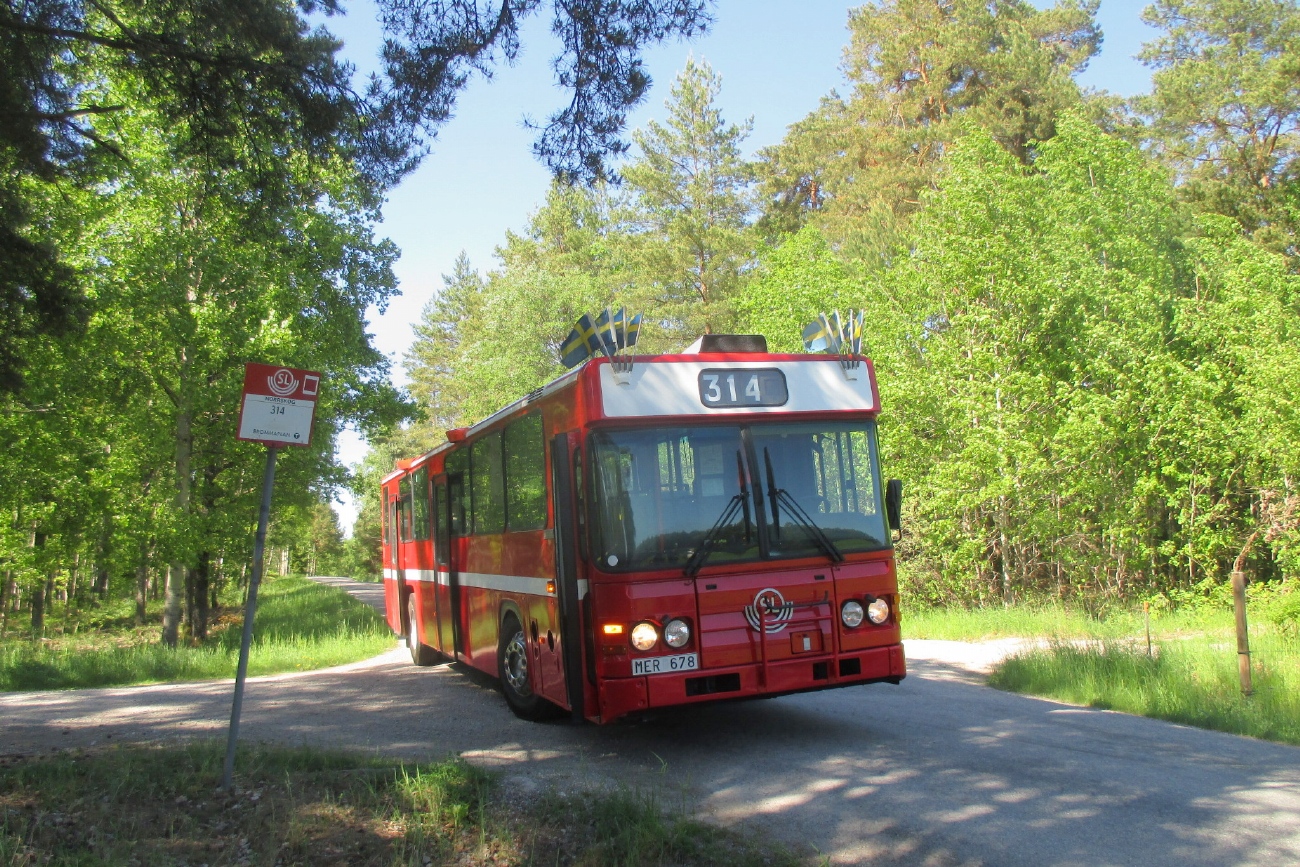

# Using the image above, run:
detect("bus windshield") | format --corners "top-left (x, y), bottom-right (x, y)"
top-left (589, 421), bottom-right (888, 572)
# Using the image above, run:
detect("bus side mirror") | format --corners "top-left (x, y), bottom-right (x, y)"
top-left (885, 479), bottom-right (903, 541)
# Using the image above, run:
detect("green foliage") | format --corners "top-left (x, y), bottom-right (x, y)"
top-left (618, 57), bottom-right (758, 342)
top-left (1136, 0), bottom-right (1300, 260)
top-left (759, 0), bottom-right (1100, 264)
top-left (733, 226), bottom-right (864, 352)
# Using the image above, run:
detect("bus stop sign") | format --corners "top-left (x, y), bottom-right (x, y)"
top-left (236, 363), bottom-right (321, 447)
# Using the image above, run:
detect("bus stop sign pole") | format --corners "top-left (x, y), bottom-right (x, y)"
top-left (223, 363), bottom-right (321, 791)
top-left (222, 445), bottom-right (279, 790)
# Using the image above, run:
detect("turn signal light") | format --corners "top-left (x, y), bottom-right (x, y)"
top-left (603, 624), bottom-right (624, 635)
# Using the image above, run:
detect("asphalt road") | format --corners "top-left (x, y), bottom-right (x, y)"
top-left (3, 576), bottom-right (1297, 866)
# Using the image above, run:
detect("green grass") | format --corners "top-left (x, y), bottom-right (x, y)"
top-left (989, 629), bottom-right (1300, 745)
top-left (0, 575), bottom-right (394, 692)
top-left (0, 742), bottom-right (798, 866)
top-left (905, 585), bottom-right (1300, 746)
top-left (904, 601), bottom-right (1234, 642)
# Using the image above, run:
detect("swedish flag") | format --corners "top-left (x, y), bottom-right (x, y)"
top-left (802, 318), bottom-right (829, 352)
top-left (594, 308), bottom-right (618, 358)
top-left (560, 313), bottom-right (599, 368)
top-left (611, 307), bottom-right (627, 350)
top-left (849, 309), bottom-right (865, 355)
top-left (826, 310), bottom-right (845, 353)
top-left (624, 312), bottom-right (642, 348)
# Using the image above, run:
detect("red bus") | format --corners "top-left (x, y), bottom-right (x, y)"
top-left (380, 335), bottom-right (905, 723)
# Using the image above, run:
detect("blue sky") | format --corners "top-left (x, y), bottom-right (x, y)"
top-left (329, 0), bottom-right (1160, 528)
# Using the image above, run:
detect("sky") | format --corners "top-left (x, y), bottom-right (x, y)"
top-left (328, 0), bottom-right (1160, 532)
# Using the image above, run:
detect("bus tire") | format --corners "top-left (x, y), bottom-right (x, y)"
top-left (498, 615), bottom-right (551, 720)
top-left (407, 595), bottom-right (436, 666)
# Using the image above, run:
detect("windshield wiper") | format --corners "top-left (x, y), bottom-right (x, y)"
top-left (684, 451), bottom-right (753, 577)
top-left (763, 448), bottom-right (845, 564)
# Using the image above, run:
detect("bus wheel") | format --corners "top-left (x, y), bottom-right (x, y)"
top-left (498, 615), bottom-right (550, 720)
top-left (407, 595), bottom-right (436, 666)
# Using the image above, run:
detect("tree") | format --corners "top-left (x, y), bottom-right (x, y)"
top-left (0, 0), bottom-right (714, 391)
top-left (733, 225), bottom-right (864, 351)
top-left (759, 0), bottom-right (1099, 265)
top-left (618, 57), bottom-right (756, 342)
top-left (1136, 0), bottom-right (1300, 262)
top-left (47, 87), bottom-right (409, 643)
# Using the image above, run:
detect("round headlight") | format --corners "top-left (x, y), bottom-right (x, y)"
top-left (630, 621), bottom-right (659, 651)
top-left (663, 618), bottom-right (690, 648)
top-left (841, 600), bottom-right (864, 628)
top-left (866, 597), bottom-right (890, 625)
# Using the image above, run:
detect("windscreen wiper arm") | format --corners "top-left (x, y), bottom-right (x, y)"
top-left (684, 451), bottom-right (753, 577)
top-left (763, 448), bottom-right (845, 564)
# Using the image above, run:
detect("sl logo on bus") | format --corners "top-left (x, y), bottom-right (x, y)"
top-left (745, 588), bottom-right (794, 634)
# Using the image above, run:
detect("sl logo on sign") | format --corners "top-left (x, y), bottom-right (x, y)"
top-left (267, 368), bottom-right (299, 397)
top-left (744, 587), bottom-right (794, 634)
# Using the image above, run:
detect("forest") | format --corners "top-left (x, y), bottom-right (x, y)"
top-left (3, 0), bottom-right (1299, 642)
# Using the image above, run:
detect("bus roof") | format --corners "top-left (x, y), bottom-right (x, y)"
top-left (388, 351), bottom-right (879, 475)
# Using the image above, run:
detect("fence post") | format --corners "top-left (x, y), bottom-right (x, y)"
top-left (1231, 570), bottom-right (1252, 697)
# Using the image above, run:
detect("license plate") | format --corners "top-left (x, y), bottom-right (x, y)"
top-left (632, 653), bottom-right (699, 676)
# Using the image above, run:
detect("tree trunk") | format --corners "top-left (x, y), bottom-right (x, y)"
top-left (184, 566), bottom-right (196, 640)
top-left (30, 529), bottom-right (45, 637)
top-left (162, 565), bottom-right (184, 646)
top-left (0, 570), bottom-right (10, 637)
top-left (163, 399), bottom-right (193, 647)
top-left (191, 552), bottom-right (211, 640)
top-left (135, 540), bottom-right (149, 626)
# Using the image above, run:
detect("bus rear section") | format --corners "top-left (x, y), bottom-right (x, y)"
top-left (381, 344), bottom-right (905, 723)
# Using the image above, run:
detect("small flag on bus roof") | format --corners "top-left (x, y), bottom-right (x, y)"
top-left (611, 307), bottom-right (627, 350)
top-left (802, 318), bottom-right (829, 353)
top-left (624, 312), bottom-right (641, 348)
top-left (560, 313), bottom-right (600, 368)
top-left (559, 308), bottom-right (642, 368)
top-left (803, 309), bottom-right (866, 357)
top-left (825, 311), bottom-right (844, 354)
top-left (594, 307), bottom-right (618, 359)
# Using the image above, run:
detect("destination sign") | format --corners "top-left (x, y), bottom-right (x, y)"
top-left (698, 368), bottom-right (789, 408)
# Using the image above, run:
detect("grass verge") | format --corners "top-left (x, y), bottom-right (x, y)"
top-left (989, 630), bottom-right (1300, 746)
top-left (0, 742), bottom-right (799, 867)
top-left (903, 603), bottom-right (1236, 642)
top-left (0, 576), bottom-right (394, 692)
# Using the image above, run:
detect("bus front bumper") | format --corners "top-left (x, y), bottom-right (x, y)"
top-left (596, 643), bottom-right (906, 723)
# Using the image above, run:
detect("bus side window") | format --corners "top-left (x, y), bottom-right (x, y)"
top-left (574, 447), bottom-right (587, 560)
top-left (445, 449), bottom-right (468, 536)
top-left (504, 413), bottom-right (546, 531)
top-left (434, 482), bottom-right (449, 566)
top-left (471, 431), bottom-right (506, 535)
top-left (412, 467), bottom-right (431, 541)
top-left (398, 476), bottom-right (413, 540)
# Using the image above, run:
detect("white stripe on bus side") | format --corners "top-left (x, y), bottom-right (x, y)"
top-left (407, 569), bottom-right (590, 599)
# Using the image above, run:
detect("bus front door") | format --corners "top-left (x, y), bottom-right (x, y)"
top-left (550, 434), bottom-right (586, 722)
top-left (434, 475), bottom-right (464, 658)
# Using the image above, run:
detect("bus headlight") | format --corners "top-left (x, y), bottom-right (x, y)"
top-left (866, 597), bottom-right (890, 625)
top-left (663, 618), bottom-right (690, 648)
top-left (630, 621), bottom-right (659, 651)
top-left (841, 600), bottom-right (864, 628)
